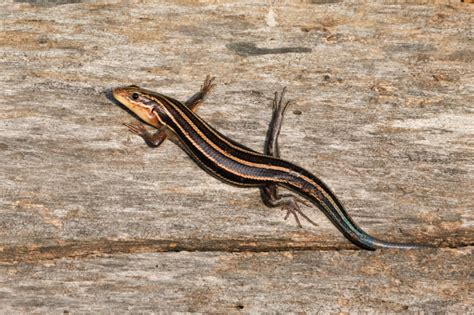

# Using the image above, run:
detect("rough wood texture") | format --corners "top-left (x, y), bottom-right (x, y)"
top-left (1, 0), bottom-right (472, 312)
top-left (1, 248), bottom-right (472, 313)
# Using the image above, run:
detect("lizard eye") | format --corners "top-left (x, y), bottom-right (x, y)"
top-left (131, 93), bottom-right (139, 100)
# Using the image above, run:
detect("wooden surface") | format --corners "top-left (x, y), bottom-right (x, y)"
top-left (1, 0), bottom-right (473, 312)
top-left (1, 249), bottom-right (472, 313)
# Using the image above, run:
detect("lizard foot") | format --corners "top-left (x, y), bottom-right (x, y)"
top-left (124, 122), bottom-right (149, 138)
top-left (280, 196), bottom-right (318, 228)
top-left (201, 75), bottom-right (216, 95)
top-left (273, 86), bottom-right (291, 116)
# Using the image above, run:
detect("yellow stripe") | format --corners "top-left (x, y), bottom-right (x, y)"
top-left (157, 98), bottom-right (285, 183)
top-left (156, 95), bottom-right (336, 203)
top-left (147, 93), bottom-right (342, 214)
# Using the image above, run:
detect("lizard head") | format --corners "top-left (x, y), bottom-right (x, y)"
top-left (112, 85), bottom-right (163, 128)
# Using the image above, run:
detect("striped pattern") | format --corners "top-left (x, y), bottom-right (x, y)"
top-left (114, 86), bottom-right (427, 250)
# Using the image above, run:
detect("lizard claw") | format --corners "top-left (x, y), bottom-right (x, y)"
top-left (124, 122), bottom-right (148, 137)
top-left (201, 75), bottom-right (216, 95)
top-left (273, 87), bottom-right (291, 115)
top-left (281, 197), bottom-right (318, 228)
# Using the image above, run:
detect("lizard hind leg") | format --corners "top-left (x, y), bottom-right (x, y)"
top-left (260, 87), bottom-right (318, 228)
top-left (264, 87), bottom-right (291, 157)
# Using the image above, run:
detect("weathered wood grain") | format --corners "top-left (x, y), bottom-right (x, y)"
top-left (0, 0), bottom-right (472, 312)
top-left (1, 248), bottom-right (472, 313)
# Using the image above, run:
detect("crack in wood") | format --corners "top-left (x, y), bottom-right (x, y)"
top-left (1, 238), bottom-right (471, 264)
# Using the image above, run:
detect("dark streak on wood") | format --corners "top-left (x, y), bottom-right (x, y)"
top-left (227, 42), bottom-right (312, 56)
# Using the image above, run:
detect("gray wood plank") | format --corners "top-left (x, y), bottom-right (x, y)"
top-left (1, 248), bottom-right (472, 313)
top-left (0, 1), bottom-right (472, 312)
top-left (1, 1), bottom-right (472, 256)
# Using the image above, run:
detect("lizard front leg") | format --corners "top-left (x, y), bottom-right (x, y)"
top-left (184, 75), bottom-right (216, 110)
